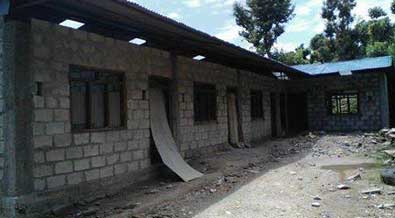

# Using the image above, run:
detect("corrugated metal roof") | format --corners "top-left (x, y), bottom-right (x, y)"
top-left (10, 0), bottom-right (309, 78)
top-left (112, 0), bottom-right (307, 76)
top-left (293, 56), bottom-right (393, 76)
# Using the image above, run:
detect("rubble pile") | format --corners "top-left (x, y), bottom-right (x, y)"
top-left (377, 128), bottom-right (395, 166)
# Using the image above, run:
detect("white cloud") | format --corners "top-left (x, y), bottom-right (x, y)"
top-left (273, 42), bottom-right (298, 52)
top-left (183, 0), bottom-right (240, 9)
top-left (354, 0), bottom-right (394, 20)
top-left (287, 19), bottom-right (310, 33)
top-left (214, 21), bottom-right (242, 42)
top-left (183, 0), bottom-right (202, 8)
top-left (167, 12), bottom-right (182, 20)
top-left (295, 5), bottom-right (312, 16)
top-left (295, 0), bottom-right (323, 17)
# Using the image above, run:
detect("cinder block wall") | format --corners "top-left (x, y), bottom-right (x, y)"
top-left (175, 57), bottom-right (237, 158)
top-left (31, 19), bottom-right (155, 193)
top-left (241, 71), bottom-right (279, 142)
top-left (22, 18), bottom-right (279, 204)
top-left (288, 72), bottom-right (389, 131)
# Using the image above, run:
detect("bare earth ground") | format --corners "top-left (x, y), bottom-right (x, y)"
top-left (61, 133), bottom-right (395, 218)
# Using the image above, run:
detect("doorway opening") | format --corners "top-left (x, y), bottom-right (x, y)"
top-left (149, 76), bottom-right (172, 165)
top-left (270, 93), bottom-right (277, 137)
top-left (287, 92), bottom-right (308, 133)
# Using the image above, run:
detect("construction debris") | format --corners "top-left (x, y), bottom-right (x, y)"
top-left (313, 196), bottom-right (322, 201)
top-left (381, 168), bottom-right (395, 186)
top-left (311, 202), bottom-right (321, 207)
top-left (347, 173), bottom-right (362, 181)
top-left (376, 203), bottom-right (395, 209)
top-left (383, 150), bottom-right (395, 158)
top-left (337, 184), bottom-right (351, 190)
top-left (361, 188), bottom-right (382, 195)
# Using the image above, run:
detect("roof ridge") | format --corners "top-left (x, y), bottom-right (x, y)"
top-left (293, 56), bottom-right (392, 67)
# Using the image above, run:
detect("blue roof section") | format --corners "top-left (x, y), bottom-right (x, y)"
top-left (292, 56), bottom-right (393, 76)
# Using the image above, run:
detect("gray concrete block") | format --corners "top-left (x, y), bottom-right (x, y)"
top-left (46, 149), bottom-right (65, 162)
top-left (100, 143), bottom-right (114, 154)
top-left (120, 151), bottom-right (132, 162)
top-left (34, 151), bottom-right (45, 164)
top-left (59, 97), bottom-right (70, 109)
top-left (47, 175), bottom-right (65, 189)
top-left (46, 122), bottom-right (65, 135)
top-left (74, 133), bottom-right (90, 145)
top-left (66, 147), bottom-right (83, 159)
top-left (90, 132), bottom-right (106, 144)
top-left (33, 96), bottom-right (45, 108)
top-left (100, 166), bottom-right (114, 178)
top-left (127, 140), bottom-right (139, 150)
top-left (83, 145), bottom-right (99, 157)
top-left (33, 165), bottom-right (53, 178)
top-left (114, 164), bottom-right (128, 175)
top-left (114, 141), bottom-right (127, 152)
top-left (55, 161), bottom-right (73, 174)
top-left (106, 153), bottom-right (119, 165)
top-left (106, 131), bottom-right (120, 142)
top-left (34, 109), bottom-right (53, 122)
top-left (45, 97), bottom-right (58, 108)
top-left (133, 150), bottom-right (144, 160)
top-left (34, 179), bottom-right (46, 191)
top-left (67, 172), bottom-right (83, 185)
top-left (54, 134), bottom-right (72, 147)
top-left (85, 169), bottom-right (100, 181)
top-left (54, 109), bottom-right (69, 121)
top-left (33, 123), bottom-right (46, 136)
top-left (91, 156), bottom-right (106, 168)
top-left (128, 162), bottom-right (139, 172)
top-left (74, 158), bottom-right (90, 171)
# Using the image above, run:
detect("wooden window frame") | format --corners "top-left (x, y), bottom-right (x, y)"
top-left (251, 90), bottom-right (264, 120)
top-left (326, 91), bottom-right (360, 115)
top-left (69, 65), bottom-right (127, 132)
top-left (193, 82), bottom-right (217, 123)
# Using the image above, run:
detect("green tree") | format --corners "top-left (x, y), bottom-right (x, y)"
top-left (392, 0), bottom-right (395, 14)
top-left (354, 20), bottom-right (369, 54)
top-left (233, 0), bottom-right (295, 57)
top-left (272, 44), bottom-right (311, 65)
top-left (320, 0), bottom-right (359, 61)
top-left (368, 7), bottom-right (387, 19)
top-left (366, 42), bottom-right (390, 57)
top-left (356, 7), bottom-right (395, 57)
top-left (309, 34), bottom-right (334, 63)
top-left (368, 17), bottom-right (393, 42)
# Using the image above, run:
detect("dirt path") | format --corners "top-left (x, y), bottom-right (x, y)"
top-left (64, 133), bottom-right (395, 218)
top-left (136, 134), bottom-right (394, 218)
top-left (193, 147), bottom-right (392, 218)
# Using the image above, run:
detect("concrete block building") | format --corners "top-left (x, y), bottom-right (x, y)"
top-left (0, 1), bottom-right (393, 217)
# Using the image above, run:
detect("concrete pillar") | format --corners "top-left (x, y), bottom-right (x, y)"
top-left (236, 70), bottom-right (245, 143)
top-left (380, 72), bottom-right (390, 128)
top-left (1, 18), bottom-right (34, 218)
top-left (170, 53), bottom-right (181, 146)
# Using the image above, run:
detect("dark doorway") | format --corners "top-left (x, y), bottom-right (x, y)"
top-left (149, 76), bottom-right (172, 165)
top-left (280, 93), bottom-right (287, 132)
top-left (287, 93), bottom-right (308, 133)
top-left (270, 93), bottom-right (277, 137)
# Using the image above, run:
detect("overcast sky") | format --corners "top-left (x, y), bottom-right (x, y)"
top-left (130, 0), bottom-right (395, 52)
